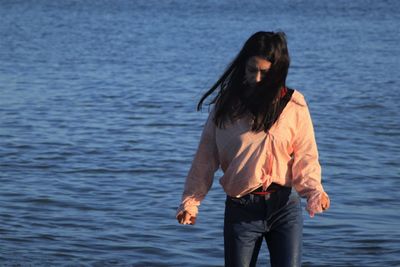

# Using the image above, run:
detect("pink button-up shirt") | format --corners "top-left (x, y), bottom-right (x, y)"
top-left (177, 90), bottom-right (327, 217)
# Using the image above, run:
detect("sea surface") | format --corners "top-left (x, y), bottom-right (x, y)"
top-left (1, 0), bottom-right (399, 266)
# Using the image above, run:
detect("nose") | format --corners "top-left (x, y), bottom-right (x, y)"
top-left (255, 71), bottom-right (262, 83)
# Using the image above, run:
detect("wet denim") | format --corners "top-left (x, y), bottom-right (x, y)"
top-left (224, 187), bottom-right (303, 267)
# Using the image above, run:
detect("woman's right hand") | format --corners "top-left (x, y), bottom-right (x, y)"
top-left (176, 211), bottom-right (196, 225)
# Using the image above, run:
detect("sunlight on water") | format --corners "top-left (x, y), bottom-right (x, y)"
top-left (1, 0), bottom-right (399, 266)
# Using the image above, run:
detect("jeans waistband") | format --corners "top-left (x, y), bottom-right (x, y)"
top-left (250, 183), bottom-right (291, 195)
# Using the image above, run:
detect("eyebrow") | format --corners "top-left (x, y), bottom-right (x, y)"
top-left (247, 65), bottom-right (270, 72)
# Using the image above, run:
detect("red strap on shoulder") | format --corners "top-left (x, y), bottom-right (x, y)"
top-left (280, 87), bottom-right (288, 98)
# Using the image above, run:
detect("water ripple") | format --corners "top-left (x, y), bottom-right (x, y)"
top-left (1, 0), bottom-right (400, 266)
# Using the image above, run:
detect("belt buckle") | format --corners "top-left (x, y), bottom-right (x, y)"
top-left (263, 189), bottom-right (276, 200)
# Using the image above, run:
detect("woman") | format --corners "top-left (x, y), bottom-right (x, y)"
top-left (176, 31), bottom-right (330, 267)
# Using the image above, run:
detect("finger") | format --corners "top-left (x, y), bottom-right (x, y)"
top-left (177, 212), bottom-right (186, 224)
top-left (183, 212), bottom-right (192, 224)
top-left (309, 210), bottom-right (315, 218)
top-left (322, 194), bottom-right (330, 210)
top-left (176, 212), bottom-right (183, 223)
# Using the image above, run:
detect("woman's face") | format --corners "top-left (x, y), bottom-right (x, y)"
top-left (244, 56), bottom-right (272, 88)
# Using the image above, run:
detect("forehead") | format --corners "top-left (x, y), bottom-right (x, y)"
top-left (246, 56), bottom-right (271, 69)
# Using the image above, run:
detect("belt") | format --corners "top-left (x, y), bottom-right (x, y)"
top-left (249, 183), bottom-right (288, 196)
top-left (250, 190), bottom-right (276, 196)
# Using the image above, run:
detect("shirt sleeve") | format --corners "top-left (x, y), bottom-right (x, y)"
top-left (291, 102), bottom-right (328, 217)
top-left (176, 109), bottom-right (220, 218)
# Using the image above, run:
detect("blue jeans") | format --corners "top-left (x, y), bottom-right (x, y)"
top-left (224, 187), bottom-right (303, 267)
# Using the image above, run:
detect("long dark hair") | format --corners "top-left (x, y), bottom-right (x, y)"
top-left (197, 31), bottom-right (291, 132)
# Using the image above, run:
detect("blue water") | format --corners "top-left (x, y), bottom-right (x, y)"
top-left (1, 0), bottom-right (399, 266)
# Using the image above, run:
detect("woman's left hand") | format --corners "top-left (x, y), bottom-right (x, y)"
top-left (307, 191), bottom-right (330, 217)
